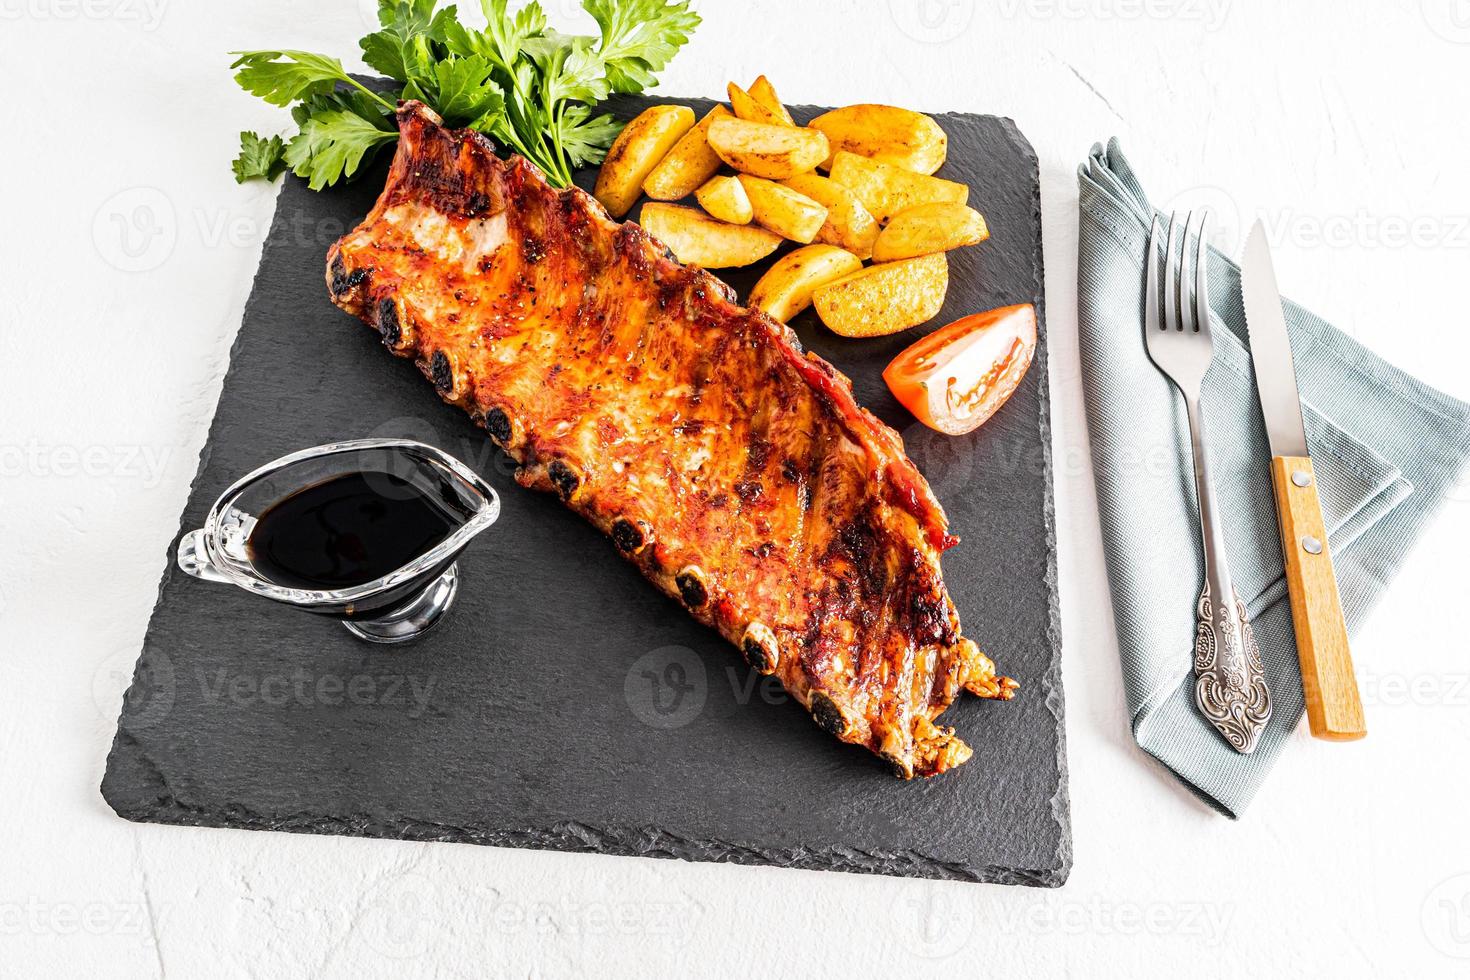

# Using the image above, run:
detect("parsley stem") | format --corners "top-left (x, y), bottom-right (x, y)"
top-left (551, 102), bottom-right (573, 185)
top-left (340, 74), bottom-right (397, 113)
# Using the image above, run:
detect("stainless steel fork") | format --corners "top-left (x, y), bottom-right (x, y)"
top-left (1144, 211), bottom-right (1272, 754)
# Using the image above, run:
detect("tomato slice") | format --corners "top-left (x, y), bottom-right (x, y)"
top-left (883, 304), bottom-right (1037, 435)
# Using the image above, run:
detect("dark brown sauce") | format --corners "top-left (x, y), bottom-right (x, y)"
top-left (248, 470), bottom-right (462, 590)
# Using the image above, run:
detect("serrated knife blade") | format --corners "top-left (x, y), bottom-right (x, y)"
top-left (1241, 222), bottom-right (1310, 458)
top-left (1240, 219), bottom-right (1366, 741)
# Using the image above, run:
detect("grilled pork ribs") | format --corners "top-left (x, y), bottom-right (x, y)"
top-left (326, 102), bottom-right (1016, 777)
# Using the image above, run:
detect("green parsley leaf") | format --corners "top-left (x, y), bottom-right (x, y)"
top-left (360, 0), bottom-right (459, 82)
top-left (582, 0), bottom-right (700, 94)
top-left (359, 33), bottom-right (412, 82)
top-left (231, 50), bottom-right (354, 107)
top-left (556, 105), bottom-right (623, 169)
top-left (284, 105), bottom-right (398, 190)
top-left (232, 131), bottom-right (288, 182)
top-left (377, 0), bottom-right (438, 33)
top-left (466, 0), bottom-right (547, 70)
top-left (524, 31), bottom-right (610, 106)
top-left (402, 54), bottom-right (505, 127)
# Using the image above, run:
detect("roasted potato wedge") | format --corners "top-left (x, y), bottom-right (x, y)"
top-left (871, 202), bottom-right (989, 262)
top-left (642, 105), bottom-right (731, 201)
top-left (594, 105), bottom-right (696, 217)
top-left (695, 174), bottom-right (753, 225)
top-left (812, 252), bottom-right (949, 337)
top-left (828, 151), bottom-right (967, 224)
top-left (780, 172), bottom-right (879, 259)
top-left (728, 81), bottom-right (789, 127)
top-left (748, 75), bottom-right (795, 125)
top-left (639, 202), bottom-right (781, 268)
top-left (748, 244), bottom-right (862, 323)
top-left (738, 175), bottom-right (827, 243)
top-left (708, 116), bottom-right (829, 180)
top-left (809, 103), bottom-right (948, 174)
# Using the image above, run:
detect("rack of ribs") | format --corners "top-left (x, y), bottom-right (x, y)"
top-left (326, 101), bottom-right (1017, 777)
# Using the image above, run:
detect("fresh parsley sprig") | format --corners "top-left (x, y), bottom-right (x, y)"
top-left (232, 0), bottom-right (699, 190)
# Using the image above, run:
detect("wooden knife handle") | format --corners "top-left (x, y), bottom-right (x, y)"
top-left (1270, 456), bottom-right (1367, 740)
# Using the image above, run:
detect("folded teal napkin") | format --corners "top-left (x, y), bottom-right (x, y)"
top-left (1078, 140), bottom-right (1470, 816)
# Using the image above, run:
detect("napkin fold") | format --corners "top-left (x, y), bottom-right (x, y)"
top-left (1077, 140), bottom-right (1470, 816)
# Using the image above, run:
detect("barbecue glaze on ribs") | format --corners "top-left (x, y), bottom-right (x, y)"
top-left (326, 102), bottom-right (1016, 777)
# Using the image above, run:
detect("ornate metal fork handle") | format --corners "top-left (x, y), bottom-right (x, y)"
top-left (1194, 585), bottom-right (1271, 753)
top-left (1183, 394), bottom-right (1272, 754)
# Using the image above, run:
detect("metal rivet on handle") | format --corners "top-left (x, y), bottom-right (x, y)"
top-left (1301, 535), bottom-right (1323, 555)
top-left (1292, 470), bottom-right (1313, 488)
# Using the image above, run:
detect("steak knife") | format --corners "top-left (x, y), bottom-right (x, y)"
top-left (1240, 221), bottom-right (1366, 740)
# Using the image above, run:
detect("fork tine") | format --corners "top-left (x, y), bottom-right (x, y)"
top-left (1193, 210), bottom-right (1212, 336)
top-left (1163, 212), bottom-right (1184, 332)
top-left (1181, 210), bottom-right (1205, 333)
top-left (1146, 215), bottom-right (1163, 332)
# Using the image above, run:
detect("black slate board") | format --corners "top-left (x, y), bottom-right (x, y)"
top-left (102, 96), bottom-right (1069, 885)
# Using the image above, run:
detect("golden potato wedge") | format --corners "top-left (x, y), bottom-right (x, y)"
top-left (780, 173), bottom-right (879, 259)
top-left (708, 116), bottom-right (829, 180)
top-left (809, 104), bottom-right (948, 174)
top-left (748, 75), bottom-right (794, 126)
top-left (695, 175), bottom-right (753, 225)
top-left (828, 151), bottom-right (967, 223)
top-left (728, 81), bottom-right (789, 127)
top-left (738, 175), bottom-right (827, 243)
top-left (871, 202), bottom-right (989, 262)
top-left (748, 244), bottom-right (862, 323)
top-left (642, 105), bottom-right (731, 201)
top-left (812, 252), bottom-right (948, 338)
top-left (594, 105), bottom-right (696, 217)
top-left (638, 202), bottom-right (781, 268)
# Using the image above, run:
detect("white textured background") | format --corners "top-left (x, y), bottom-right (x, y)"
top-left (3, 1), bottom-right (1469, 976)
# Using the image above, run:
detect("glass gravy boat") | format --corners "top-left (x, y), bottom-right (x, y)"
top-left (177, 439), bottom-right (499, 643)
